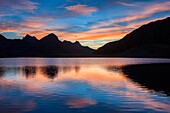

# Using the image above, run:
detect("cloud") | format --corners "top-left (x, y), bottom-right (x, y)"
top-left (19, 19), bottom-right (51, 29)
top-left (91, 1), bottom-right (170, 29)
top-left (0, 13), bottom-right (14, 17)
top-left (20, 20), bottom-right (44, 29)
top-left (0, 22), bottom-right (19, 33)
top-left (116, 1), bottom-right (137, 7)
top-left (73, 31), bottom-right (127, 40)
top-left (0, 0), bottom-right (38, 13)
top-left (65, 4), bottom-right (98, 15)
top-left (0, 17), bottom-right (53, 34)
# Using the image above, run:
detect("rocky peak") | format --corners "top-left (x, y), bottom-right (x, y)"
top-left (23, 34), bottom-right (38, 43)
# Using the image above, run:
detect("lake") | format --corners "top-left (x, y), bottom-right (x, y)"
top-left (0, 58), bottom-right (170, 113)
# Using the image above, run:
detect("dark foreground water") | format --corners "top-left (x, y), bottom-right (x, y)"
top-left (0, 58), bottom-right (170, 113)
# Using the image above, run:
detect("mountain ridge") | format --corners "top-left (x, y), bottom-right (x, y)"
top-left (0, 17), bottom-right (170, 58)
top-left (96, 17), bottom-right (170, 58)
top-left (0, 33), bottom-right (94, 57)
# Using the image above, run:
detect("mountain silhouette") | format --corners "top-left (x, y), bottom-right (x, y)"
top-left (40, 33), bottom-right (61, 43)
top-left (96, 17), bottom-right (170, 58)
top-left (0, 33), bottom-right (93, 57)
top-left (1, 17), bottom-right (170, 57)
top-left (23, 34), bottom-right (38, 43)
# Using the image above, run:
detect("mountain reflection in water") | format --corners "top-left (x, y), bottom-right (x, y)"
top-left (108, 63), bottom-right (170, 96)
top-left (0, 58), bottom-right (170, 113)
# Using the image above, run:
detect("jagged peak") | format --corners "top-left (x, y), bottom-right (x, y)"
top-left (23, 34), bottom-right (38, 43)
top-left (24, 34), bottom-right (37, 39)
top-left (74, 41), bottom-right (81, 45)
top-left (25, 34), bottom-right (32, 37)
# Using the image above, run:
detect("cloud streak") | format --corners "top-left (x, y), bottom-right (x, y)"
top-left (116, 2), bottom-right (137, 7)
top-left (0, 13), bottom-right (14, 17)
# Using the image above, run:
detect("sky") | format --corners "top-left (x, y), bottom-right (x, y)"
top-left (0, 0), bottom-right (170, 49)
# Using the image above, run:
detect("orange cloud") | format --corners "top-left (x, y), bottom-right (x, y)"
top-left (20, 20), bottom-right (45, 29)
top-left (65, 4), bottom-right (98, 15)
top-left (71, 32), bottom-right (127, 41)
top-left (0, 28), bottom-right (16, 33)
top-left (0, 22), bottom-right (18, 33)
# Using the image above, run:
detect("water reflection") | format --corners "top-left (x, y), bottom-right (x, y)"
top-left (122, 63), bottom-right (170, 95)
top-left (0, 64), bottom-right (169, 96)
top-left (74, 66), bottom-right (80, 73)
top-left (0, 67), bottom-right (20, 79)
top-left (41, 66), bottom-right (59, 79)
top-left (62, 66), bottom-right (72, 73)
top-left (62, 66), bottom-right (80, 74)
top-left (0, 67), bottom-right (4, 78)
top-left (66, 98), bottom-right (97, 108)
top-left (0, 65), bottom-right (81, 80)
top-left (22, 66), bottom-right (37, 79)
top-left (106, 63), bottom-right (170, 96)
top-left (0, 58), bottom-right (169, 113)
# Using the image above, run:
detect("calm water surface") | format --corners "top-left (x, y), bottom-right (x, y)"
top-left (0, 58), bottom-right (170, 113)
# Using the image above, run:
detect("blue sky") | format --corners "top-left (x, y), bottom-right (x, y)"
top-left (0, 0), bottom-right (170, 49)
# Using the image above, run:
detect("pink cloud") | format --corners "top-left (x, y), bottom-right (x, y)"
top-left (20, 20), bottom-right (48, 29)
top-left (0, 0), bottom-right (38, 13)
top-left (117, 2), bottom-right (137, 7)
top-left (65, 4), bottom-right (98, 15)
top-left (0, 22), bottom-right (19, 33)
top-left (13, 1), bottom-right (38, 13)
